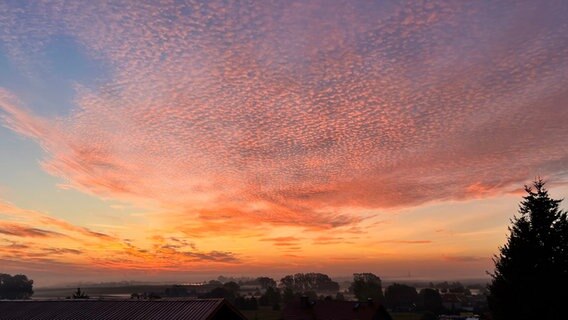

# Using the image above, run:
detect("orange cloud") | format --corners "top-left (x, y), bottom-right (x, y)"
top-left (0, 222), bottom-right (64, 238)
top-left (0, 0), bottom-right (567, 283)
top-left (377, 240), bottom-right (432, 244)
top-left (0, 199), bottom-right (114, 241)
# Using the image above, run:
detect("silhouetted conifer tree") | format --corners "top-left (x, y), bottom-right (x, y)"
top-left (72, 287), bottom-right (89, 299)
top-left (488, 179), bottom-right (568, 320)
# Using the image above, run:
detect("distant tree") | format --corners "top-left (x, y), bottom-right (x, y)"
top-left (208, 280), bottom-right (223, 287)
top-left (432, 281), bottom-right (467, 294)
top-left (418, 288), bottom-right (442, 314)
top-left (256, 277), bottom-right (277, 289)
top-left (235, 296), bottom-right (258, 310)
top-left (223, 281), bottom-right (240, 294)
top-left (335, 292), bottom-right (345, 301)
top-left (488, 179), bottom-right (568, 320)
top-left (0, 274), bottom-right (34, 299)
top-left (280, 275), bottom-right (295, 290)
top-left (200, 285), bottom-right (237, 303)
top-left (259, 286), bottom-right (281, 306)
top-left (350, 273), bottom-right (384, 303)
top-left (132, 291), bottom-right (161, 300)
top-left (148, 292), bottom-right (161, 299)
top-left (280, 273), bottom-right (339, 293)
top-left (384, 283), bottom-right (417, 311)
top-left (282, 287), bottom-right (297, 303)
top-left (447, 282), bottom-right (469, 295)
top-left (72, 288), bottom-right (89, 299)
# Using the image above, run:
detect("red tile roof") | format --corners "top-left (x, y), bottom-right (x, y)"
top-left (0, 298), bottom-right (247, 320)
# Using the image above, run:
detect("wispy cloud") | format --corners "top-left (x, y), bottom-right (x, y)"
top-left (260, 236), bottom-right (303, 248)
top-left (378, 240), bottom-right (432, 244)
top-left (182, 251), bottom-right (239, 263)
top-left (260, 236), bottom-right (301, 243)
top-left (0, 199), bottom-right (241, 272)
top-left (41, 248), bottom-right (83, 255)
top-left (312, 236), bottom-right (354, 245)
top-left (0, 222), bottom-right (64, 238)
top-left (0, 199), bottom-right (114, 241)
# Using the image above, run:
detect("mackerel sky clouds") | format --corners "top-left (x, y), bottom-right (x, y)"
top-left (1, 0), bottom-right (567, 285)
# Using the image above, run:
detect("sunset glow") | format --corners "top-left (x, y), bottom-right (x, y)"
top-left (1, 0), bottom-right (567, 286)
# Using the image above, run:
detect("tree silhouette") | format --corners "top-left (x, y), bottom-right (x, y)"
top-left (280, 273), bottom-right (339, 293)
top-left (256, 277), bottom-right (276, 289)
top-left (350, 273), bottom-right (384, 303)
top-left (488, 179), bottom-right (568, 320)
top-left (259, 286), bottom-right (281, 306)
top-left (72, 287), bottom-right (89, 299)
top-left (0, 274), bottom-right (34, 299)
top-left (384, 283), bottom-right (417, 311)
top-left (418, 288), bottom-right (442, 314)
top-left (223, 281), bottom-right (240, 294)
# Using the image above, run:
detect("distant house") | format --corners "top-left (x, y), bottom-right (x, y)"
top-left (0, 298), bottom-right (247, 320)
top-left (282, 297), bottom-right (392, 320)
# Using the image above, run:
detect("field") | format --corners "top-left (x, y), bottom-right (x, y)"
top-left (240, 307), bottom-right (422, 320)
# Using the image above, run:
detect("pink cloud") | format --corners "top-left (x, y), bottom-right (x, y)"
top-left (0, 1), bottom-right (567, 233)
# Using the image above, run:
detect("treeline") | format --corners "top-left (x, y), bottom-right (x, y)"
top-left (0, 269), bottom-right (481, 315)
top-left (160, 273), bottom-right (341, 310)
top-left (162, 278), bottom-right (282, 310)
top-left (158, 272), bottom-right (485, 317)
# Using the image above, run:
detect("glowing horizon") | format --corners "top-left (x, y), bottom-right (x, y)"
top-left (1, 0), bottom-right (568, 286)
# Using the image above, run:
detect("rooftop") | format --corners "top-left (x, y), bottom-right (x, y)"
top-left (0, 298), bottom-right (247, 320)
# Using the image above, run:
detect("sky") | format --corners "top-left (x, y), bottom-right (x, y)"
top-left (0, 0), bottom-right (567, 287)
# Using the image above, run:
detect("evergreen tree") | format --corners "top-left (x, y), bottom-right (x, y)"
top-left (488, 179), bottom-right (568, 320)
top-left (72, 288), bottom-right (89, 299)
